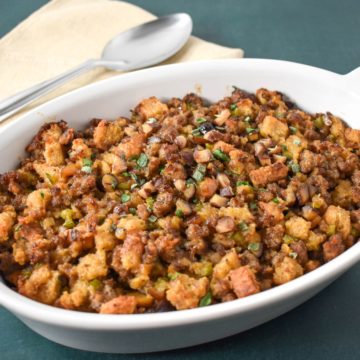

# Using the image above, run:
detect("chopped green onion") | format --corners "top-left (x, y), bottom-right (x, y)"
top-left (199, 291), bottom-right (212, 307)
top-left (215, 126), bottom-right (226, 131)
top-left (168, 272), bottom-right (180, 281)
top-left (238, 221), bottom-right (248, 232)
top-left (230, 104), bottom-right (237, 111)
top-left (272, 197), bottom-right (280, 204)
top-left (81, 165), bottom-right (92, 174)
top-left (196, 117), bottom-right (207, 124)
top-left (137, 153), bottom-right (149, 168)
top-left (121, 193), bottom-right (131, 203)
top-left (192, 164), bottom-right (206, 182)
top-left (40, 191), bottom-right (45, 199)
top-left (186, 178), bottom-right (196, 186)
top-left (213, 149), bottom-right (230, 162)
top-left (148, 215), bottom-right (158, 223)
top-left (290, 162), bottom-right (300, 173)
top-left (122, 172), bottom-right (130, 177)
top-left (14, 224), bottom-right (22, 232)
top-left (249, 201), bottom-right (258, 210)
top-left (81, 158), bottom-right (93, 173)
top-left (246, 127), bottom-right (256, 134)
top-left (247, 242), bottom-right (260, 252)
top-left (129, 207), bottom-right (137, 215)
top-left (293, 139), bottom-right (301, 146)
top-left (289, 252), bottom-right (298, 259)
top-left (175, 209), bottom-right (184, 218)
top-left (191, 128), bottom-right (202, 136)
top-left (82, 158), bottom-right (93, 167)
top-left (244, 116), bottom-right (252, 123)
top-left (289, 126), bottom-right (297, 133)
top-left (130, 183), bottom-right (138, 190)
top-left (236, 181), bottom-right (250, 186)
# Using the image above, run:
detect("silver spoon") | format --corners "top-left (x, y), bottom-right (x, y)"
top-left (0, 13), bottom-right (192, 121)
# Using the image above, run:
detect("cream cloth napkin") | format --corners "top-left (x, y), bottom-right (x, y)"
top-left (0, 0), bottom-right (243, 126)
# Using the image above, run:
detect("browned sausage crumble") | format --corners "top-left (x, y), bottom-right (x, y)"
top-left (0, 88), bottom-right (359, 314)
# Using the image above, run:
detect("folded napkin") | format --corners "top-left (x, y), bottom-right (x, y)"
top-left (0, 0), bottom-right (243, 125)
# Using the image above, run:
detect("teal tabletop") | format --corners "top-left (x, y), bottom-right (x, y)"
top-left (0, 1), bottom-right (359, 359)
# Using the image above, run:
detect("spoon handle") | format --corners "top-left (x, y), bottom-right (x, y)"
top-left (0, 59), bottom-right (97, 122)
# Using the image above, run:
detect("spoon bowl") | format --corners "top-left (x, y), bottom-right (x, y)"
top-left (101, 13), bottom-right (192, 70)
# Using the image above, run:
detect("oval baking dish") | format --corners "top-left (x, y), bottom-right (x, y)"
top-left (0, 59), bottom-right (359, 353)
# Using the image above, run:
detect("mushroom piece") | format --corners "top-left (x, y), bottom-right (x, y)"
top-left (217, 173), bottom-right (231, 188)
top-left (216, 216), bottom-right (235, 233)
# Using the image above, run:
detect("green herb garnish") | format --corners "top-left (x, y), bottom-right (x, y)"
top-left (196, 117), bottom-right (207, 124)
top-left (148, 215), bottom-right (158, 223)
top-left (236, 181), bottom-right (250, 186)
top-left (290, 162), bottom-right (300, 173)
top-left (213, 149), bottom-right (230, 162)
top-left (121, 193), bottom-right (131, 203)
top-left (199, 291), bottom-right (212, 307)
top-left (289, 126), bottom-right (297, 133)
top-left (168, 272), bottom-right (180, 281)
top-left (238, 221), bottom-right (248, 232)
top-left (272, 197), bottom-right (280, 204)
top-left (137, 153), bottom-right (149, 168)
top-left (246, 127), bottom-right (256, 134)
top-left (129, 207), bottom-right (137, 215)
top-left (192, 164), bottom-right (206, 182)
top-left (175, 209), bottom-right (184, 218)
top-left (248, 243), bottom-right (260, 252)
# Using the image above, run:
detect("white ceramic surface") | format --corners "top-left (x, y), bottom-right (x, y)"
top-left (0, 59), bottom-right (359, 353)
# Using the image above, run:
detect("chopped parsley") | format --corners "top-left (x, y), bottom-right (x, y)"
top-left (196, 117), bottom-right (207, 124)
top-left (213, 149), bottom-right (230, 162)
top-left (121, 193), bottom-right (131, 203)
top-left (199, 291), bottom-right (212, 307)
top-left (291, 162), bottom-right (300, 173)
top-left (192, 164), bottom-right (206, 182)
top-left (236, 181), bottom-right (250, 186)
top-left (168, 272), bottom-right (180, 281)
top-left (175, 209), bottom-right (184, 218)
top-left (238, 221), bottom-right (248, 232)
top-left (248, 243), bottom-right (260, 252)
top-left (249, 201), bottom-right (258, 210)
top-left (137, 153), bottom-right (149, 168)
top-left (148, 215), bottom-right (158, 223)
top-left (246, 127), bottom-right (256, 134)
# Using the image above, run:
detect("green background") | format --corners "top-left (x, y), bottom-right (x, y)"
top-left (0, 1), bottom-right (359, 359)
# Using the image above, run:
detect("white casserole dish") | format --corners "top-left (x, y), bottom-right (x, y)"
top-left (0, 59), bottom-right (359, 353)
